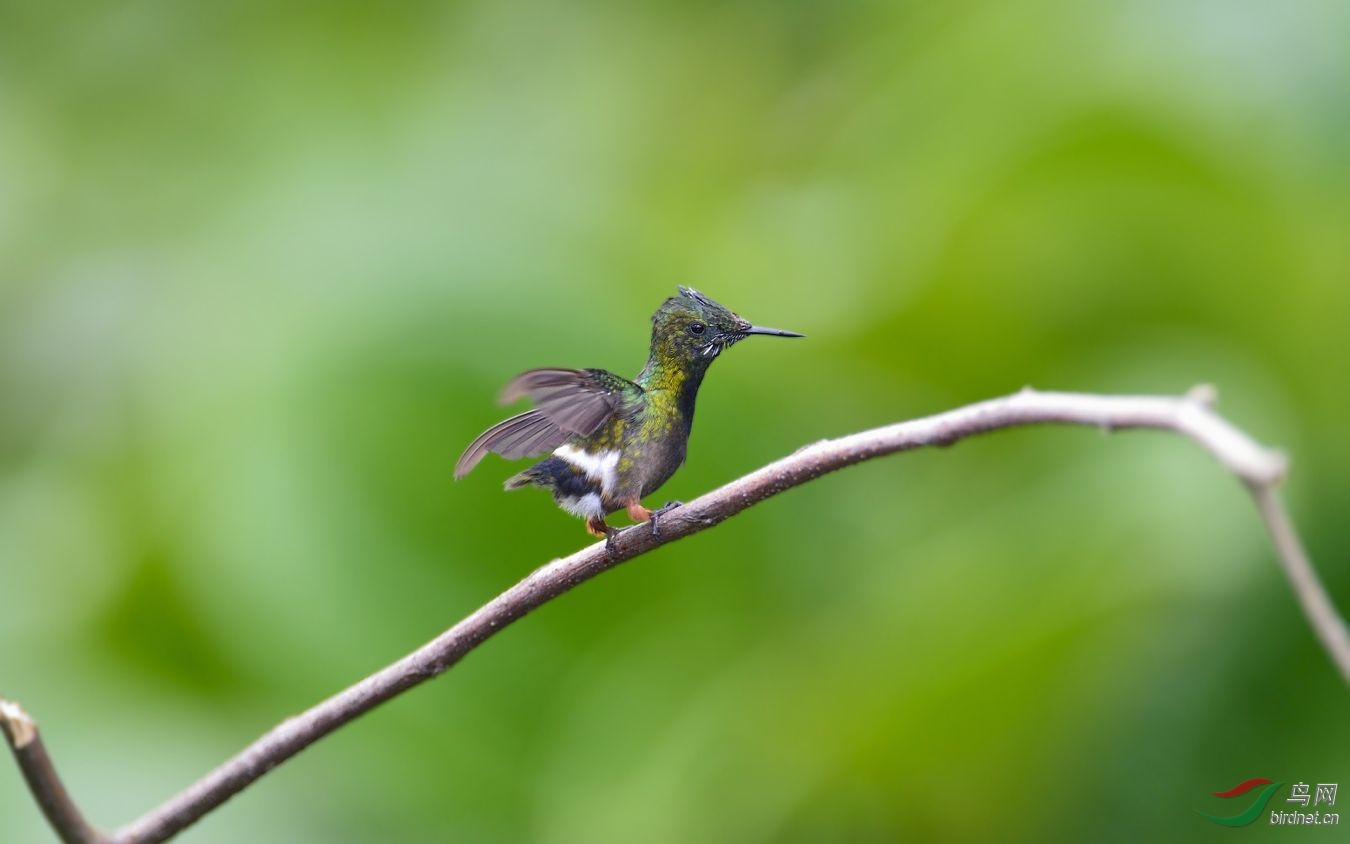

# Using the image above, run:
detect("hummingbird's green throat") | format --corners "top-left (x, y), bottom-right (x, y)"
top-left (455, 286), bottom-right (802, 545)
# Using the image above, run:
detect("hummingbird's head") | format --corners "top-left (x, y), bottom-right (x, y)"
top-left (648, 286), bottom-right (802, 372)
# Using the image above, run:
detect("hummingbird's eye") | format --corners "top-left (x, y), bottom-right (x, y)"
top-left (687, 322), bottom-right (707, 336)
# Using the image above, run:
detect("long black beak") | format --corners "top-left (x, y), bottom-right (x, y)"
top-left (742, 324), bottom-right (804, 338)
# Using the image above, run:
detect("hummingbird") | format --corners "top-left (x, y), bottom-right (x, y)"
top-left (454, 286), bottom-right (802, 546)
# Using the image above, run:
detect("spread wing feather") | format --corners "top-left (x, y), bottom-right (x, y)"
top-left (454, 409), bottom-right (568, 479)
top-left (499, 368), bottom-right (633, 435)
top-left (455, 368), bottom-right (641, 479)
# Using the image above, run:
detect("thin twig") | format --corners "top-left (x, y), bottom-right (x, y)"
top-left (1250, 484), bottom-right (1350, 680)
top-left (4, 387), bottom-right (1344, 844)
top-left (0, 699), bottom-right (108, 844)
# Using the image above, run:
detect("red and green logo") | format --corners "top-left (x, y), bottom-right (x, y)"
top-left (1195, 778), bottom-right (1284, 827)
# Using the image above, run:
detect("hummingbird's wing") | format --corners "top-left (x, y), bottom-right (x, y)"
top-left (454, 409), bottom-right (568, 479)
top-left (454, 368), bottom-right (639, 479)
top-left (498, 368), bottom-right (637, 435)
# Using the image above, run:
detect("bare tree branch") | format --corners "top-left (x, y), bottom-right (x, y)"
top-left (1249, 484), bottom-right (1350, 679)
top-left (0, 700), bottom-right (107, 844)
top-left (5, 387), bottom-right (1345, 844)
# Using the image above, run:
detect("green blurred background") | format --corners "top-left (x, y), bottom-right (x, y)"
top-left (2, 1), bottom-right (1348, 841)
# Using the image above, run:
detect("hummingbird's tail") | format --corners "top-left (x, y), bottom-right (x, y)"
top-left (504, 463), bottom-right (548, 491)
top-left (504, 471), bottom-right (535, 491)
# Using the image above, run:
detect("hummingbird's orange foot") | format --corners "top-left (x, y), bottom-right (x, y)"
top-left (585, 516), bottom-right (610, 538)
top-left (586, 517), bottom-right (620, 554)
top-left (625, 501), bottom-right (653, 523)
top-left (623, 500), bottom-right (667, 539)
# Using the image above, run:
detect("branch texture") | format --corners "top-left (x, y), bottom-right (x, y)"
top-left (4, 387), bottom-right (1344, 844)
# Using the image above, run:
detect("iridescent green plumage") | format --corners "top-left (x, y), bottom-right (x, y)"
top-left (455, 287), bottom-right (801, 544)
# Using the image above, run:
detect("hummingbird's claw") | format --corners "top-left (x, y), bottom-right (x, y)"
top-left (648, 500), bottom-right (684, 538)
top-left (587, 516), bottom-right (620, 554)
